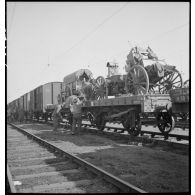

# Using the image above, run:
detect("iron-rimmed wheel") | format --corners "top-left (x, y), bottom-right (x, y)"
top-left (184, 79), bottom-right (189, 88)
top-left (157, 69), bottom-right (183, 93)
top-left (95, 76), bottom-right (106, 99)
top-left (156, 111), bottom-right (175, 135)
top-left (125, 65), bottom-right (149, 95)
top-left (96, 76), bottom-right (105, 87)
top-left (122, 114), bottom-right (142, 136)
top-left (95, 113), bottom-right (107, 131)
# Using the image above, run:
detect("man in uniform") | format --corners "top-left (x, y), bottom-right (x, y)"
top-left (70, 97), bottom-right (84, 135)
top-left (52, 102), bottom-right (63, 131)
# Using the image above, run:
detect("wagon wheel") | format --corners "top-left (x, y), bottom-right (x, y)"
top-left (184, 79), bottom-right (189, 88)
top-left (95, 76), bottom-right (106, 99)
top-left (156, 111), bottom-right (175, 135)
top-left (125, 65), bottom-right (149, 95)
top-left (87, 112), bottom-right (95, 125)
top-left (121, 114), bottom-right (142, 136)
top-left (155, 69), bottom-right (183, 93)
top-left (95, 113), bottom-right (107, 131)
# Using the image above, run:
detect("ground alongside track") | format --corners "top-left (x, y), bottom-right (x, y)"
top-left (9, 122), bottom-right (189, 193)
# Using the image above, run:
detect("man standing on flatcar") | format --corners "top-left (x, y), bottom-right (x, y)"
top-left (70, 96), bottom-right (84, 135)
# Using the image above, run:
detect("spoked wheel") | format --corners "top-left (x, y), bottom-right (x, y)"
top-left (125, 65), bottom-right (149, 95)
top-left (95, 76), bottom-right (106, 99)
top-left (95, 113), bottom-right (107, 131)
top-left (96, 76), bottom-right (105, 87)
top-left (156, 69), bottom-right (183, 93)
top-left (156, 111), bottom-right (175, 135)
top-left (184, 79), bottom-right (189, 88)
top-left (121, 114), bottom-right (142, 136)
top-left (87, 112), bottom-right (95, 125)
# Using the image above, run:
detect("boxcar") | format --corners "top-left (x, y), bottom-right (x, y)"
top-left (32, 82), bottom-right (62, 120)
top-left (30, 89), bottom-right (35, 113)
top-left (23, 92), bottom-right (31, 119)
top-left (19, 96), bottom-right (24, 110)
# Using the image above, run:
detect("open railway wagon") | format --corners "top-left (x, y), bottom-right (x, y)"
top-left (61, 79), bottom-right (174, 136)
top-left (30, 82), bottom-right (62, 121)
top-left (95, 46), bottom-right (183, 97)
top-left (169, 87), bottom-right (189, 128)
top-left (82, 94), bottom-right (174, 136)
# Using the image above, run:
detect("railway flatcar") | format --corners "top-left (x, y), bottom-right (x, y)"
top-left (169, 87), bottom-right (189, 124)
top-left (82, 93), bottom-right (173, 136)
top-left (59, 68), bottom-right (175, 136)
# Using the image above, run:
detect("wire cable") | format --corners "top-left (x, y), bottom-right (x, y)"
top-left (53, 2), bottom-right (129, 61)
top-left (92, 22), bottom-right (189, 68)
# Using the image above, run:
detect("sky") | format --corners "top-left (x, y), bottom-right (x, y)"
top-left (7, 2), bottom-right (189, 103)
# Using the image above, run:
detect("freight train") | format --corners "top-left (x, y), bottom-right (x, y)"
top-left (7, 47), bottom-right (189, 136)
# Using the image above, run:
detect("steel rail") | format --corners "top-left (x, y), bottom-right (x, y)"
top-left (64, 122), bottom-right (189, 151)
top-left (63, 121), bottom-right (189, 141)
top-left (32, 119), bottom-right (189, 154)
top-left (34, 121), bottom-right (189, 148)
top-left (40, 118), bottom-right (188, 141)
top-left (7, 164), bottom-right (16, 193)
top-left (8, 123), bottom-right (147, 193)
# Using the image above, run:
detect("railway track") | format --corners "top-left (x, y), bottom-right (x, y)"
top-left (7, 123), bottom-right (146, 193)
top-left (62, 121), bottom-right (189, 152)
top-left (35, 118), bottom-right (189, 142)
top-left (81, 122), bottom-right (189, 141)
top-left (28, 119), bottom-right (188, 154)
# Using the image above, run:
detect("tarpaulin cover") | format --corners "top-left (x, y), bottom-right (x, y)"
top-left (63, 69), bottom-right (93, 85)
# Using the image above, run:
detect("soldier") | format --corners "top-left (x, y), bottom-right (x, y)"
top-left (52, 103), bottom-right (63, 131)
top-left (70, 97), bottom-right (84, 135)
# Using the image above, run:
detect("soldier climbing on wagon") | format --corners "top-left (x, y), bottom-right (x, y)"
top-left (70, 96), bottom-right (85, 135)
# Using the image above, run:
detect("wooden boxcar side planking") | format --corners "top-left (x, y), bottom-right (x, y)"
top-left (42, 83), bottom-right (52, 112)
top-left (30, 90), bottom-right (35, 112)
top-left (52, 82), bottom-right (62, 105)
